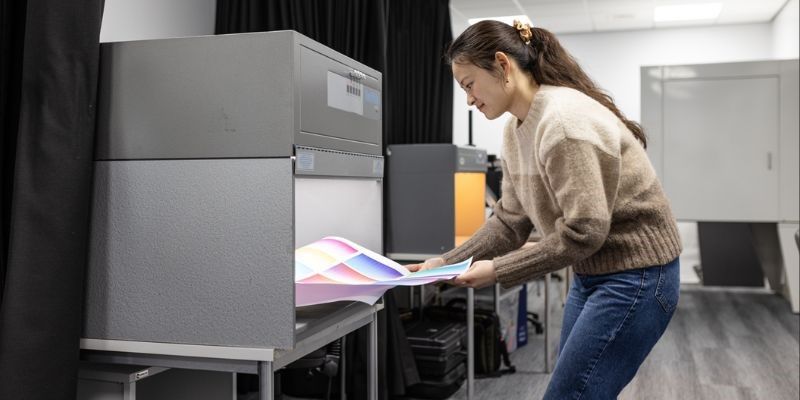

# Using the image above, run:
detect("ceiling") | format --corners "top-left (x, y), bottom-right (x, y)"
top-left (449, 0), bottom-right (790, 34)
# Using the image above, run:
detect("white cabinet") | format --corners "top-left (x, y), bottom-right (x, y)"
top-left (780, 61), bottom-right (799, 222)
top-left (642, 60), bottom-right (799, 223)
top-left (662, 77), bottom-right (779, 221)
top-left (642, 60), bottom-right (800, 312)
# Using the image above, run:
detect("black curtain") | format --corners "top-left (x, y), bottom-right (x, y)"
top-left (216, 0), bottom-right (386, 72)
top-left (385, 0), bottom-right (453, 144)
top-left (0, 0), bottom-right (104, 399)
top-left (215, 0), bottom-right (453, 145)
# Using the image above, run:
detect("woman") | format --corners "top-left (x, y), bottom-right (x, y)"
top-left (408, 20), bottom-right (682, 399)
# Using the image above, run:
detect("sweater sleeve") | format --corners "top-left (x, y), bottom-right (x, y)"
top-left (441, 159), bottom-right (533, 265)
top-left (492, 137), bottom-right (621, 287)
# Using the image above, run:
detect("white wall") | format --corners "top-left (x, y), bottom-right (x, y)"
top-left (773, 0), bottom-right (800, 58)
top-left (452, 23), bottom-right (776, 156)
top-left (100, 0), bottom-right (216, 42)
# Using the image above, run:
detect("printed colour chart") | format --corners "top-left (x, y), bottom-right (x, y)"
top-left (296, 237), bottom-right (471, 306)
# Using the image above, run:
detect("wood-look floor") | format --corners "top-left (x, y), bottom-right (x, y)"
top-left (445, 284), bottom-right (800, 400)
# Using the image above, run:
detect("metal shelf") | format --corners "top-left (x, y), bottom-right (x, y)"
top-left (81, 301), bottom-right (382, 400)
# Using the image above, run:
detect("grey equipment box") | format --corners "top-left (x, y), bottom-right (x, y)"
top-left (77, 364), bottom-right (234, 400)
top-left (386, 144), bottom-right (487, 258)
top-left (83, 31), bottom-right (384, 353)
top-left (78, 364), bottom-right (168, 400)
top-left (95, 31), bottom-right (382, 159)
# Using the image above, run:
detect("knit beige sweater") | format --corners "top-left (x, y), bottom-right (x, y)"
top-left (442, 85), bottom-right (682, 288)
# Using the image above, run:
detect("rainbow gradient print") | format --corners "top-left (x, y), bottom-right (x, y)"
top-left (295, 237), bottom-right (471, 306)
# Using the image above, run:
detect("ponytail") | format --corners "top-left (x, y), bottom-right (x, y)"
top-left (446, 21), bottom-right (647, 148)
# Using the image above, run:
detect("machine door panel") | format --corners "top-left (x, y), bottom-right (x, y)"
top-left (295, 177), bottom-right (383, 252)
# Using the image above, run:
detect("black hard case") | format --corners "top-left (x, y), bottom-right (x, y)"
top-left (405, 319), bottom-right (466, 358)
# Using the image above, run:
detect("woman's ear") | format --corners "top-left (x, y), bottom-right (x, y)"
top-left (495, 51), bottom-right (511, 80)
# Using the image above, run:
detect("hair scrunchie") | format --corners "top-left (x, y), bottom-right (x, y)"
top-left (513, 20), bottom-right (532, 45)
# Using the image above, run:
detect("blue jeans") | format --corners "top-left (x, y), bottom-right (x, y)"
top-left (543, 258), bottom-right (680, 400)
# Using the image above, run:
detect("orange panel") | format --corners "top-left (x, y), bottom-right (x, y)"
top-left (454, 235), bottom-right (471, 247)
top-left (454, 172), bottom-right (486, 238)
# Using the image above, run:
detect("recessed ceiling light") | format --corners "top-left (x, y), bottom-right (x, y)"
top-left (468, 15), bottom-right (533, 26)
top-left (654, 3), bottom-right (723, 22)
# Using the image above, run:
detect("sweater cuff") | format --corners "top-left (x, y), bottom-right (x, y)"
top-left (441, 236), bottom-right (485, 265)
top-left (492, 247), bottom-right (550, 288)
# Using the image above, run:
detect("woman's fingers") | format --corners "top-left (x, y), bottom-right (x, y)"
top-left (426, 257), bottom-right (445, 269)
top-left (406, 263), bottom-right (423, 272)
top-left (451, 260), bottom-right (496, 289)
top-left (452, 270), bottom-right (472, 286)
top-left (452, 276), bottom-right (469, 286)
top-left (407, 257), bottom-right (445, 273)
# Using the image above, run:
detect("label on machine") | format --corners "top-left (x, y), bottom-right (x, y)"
top-left (327, 71), bottom-right (364, 115)
top-left (372, 158), bottom-right (384, 175)
top-left (296, 151), bottom-right (315, 172)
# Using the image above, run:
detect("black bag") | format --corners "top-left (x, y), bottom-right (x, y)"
top-left (405, 362), bottom-right (467, 399)
top-left (406, 319), bottom-right (465, 358)
top-left (404, 319), bottom-right (467, 378)
top-left (423, 299), bottom-right (516, 378)
top-left (403, 317), bottom-right (468, 397)
top-left (415, 351), bottom-right (467, 378)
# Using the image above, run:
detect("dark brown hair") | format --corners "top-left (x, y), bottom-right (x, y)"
top-left (446, 20), bottom-right (647, 148)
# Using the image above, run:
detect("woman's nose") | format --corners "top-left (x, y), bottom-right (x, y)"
top-left (467, 95), bottom-right (475, 106)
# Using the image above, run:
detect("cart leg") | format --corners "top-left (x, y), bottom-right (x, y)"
top-left (258, 361), bottom-right (273, 400)
top-left (467, 287), bottom-right (475, 399)
top-left (368, 311), bottom-right (378, 400)
top-left (340, 338), bottom-right (347, 400)
top-left (544, 273), bottom-right (552, 373)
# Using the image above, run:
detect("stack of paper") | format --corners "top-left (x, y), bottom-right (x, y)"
top-left (295, 237), bottom-right (471, 306)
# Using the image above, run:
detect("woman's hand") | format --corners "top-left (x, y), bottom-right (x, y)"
top-left (452, 260), bottom-right (497, 289)
top-left (406, 257), bottom-right (445, 272)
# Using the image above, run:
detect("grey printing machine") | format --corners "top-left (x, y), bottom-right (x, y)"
top-left (80, 31), bottom-right (382, 400)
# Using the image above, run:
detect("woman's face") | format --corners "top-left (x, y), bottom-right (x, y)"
top-left (452, 60), bottom-right (510, 120)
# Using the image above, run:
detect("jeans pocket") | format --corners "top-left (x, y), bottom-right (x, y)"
top-left (654, 260), bottom-right (680, 314)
